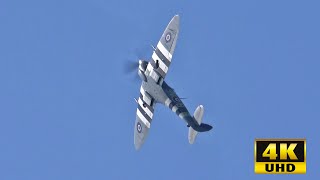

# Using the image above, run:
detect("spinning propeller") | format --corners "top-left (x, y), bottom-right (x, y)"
top-left (123, 46), bottom-right (151, 81)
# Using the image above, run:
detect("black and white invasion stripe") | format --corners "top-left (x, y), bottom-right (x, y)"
top-left (136, 87), bottom-right (155, 128)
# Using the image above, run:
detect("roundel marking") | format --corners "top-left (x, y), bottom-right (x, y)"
top-left (137, 122), bottom-right (142, 133)
top-left (165, 32), bottom-right (171, 42)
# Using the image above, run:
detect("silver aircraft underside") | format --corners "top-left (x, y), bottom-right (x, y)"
top-left (133, 15), bottom-right (212, 150)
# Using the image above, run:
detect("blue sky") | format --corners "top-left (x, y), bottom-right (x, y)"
top-left (0, 0), bottom-right (319, 179)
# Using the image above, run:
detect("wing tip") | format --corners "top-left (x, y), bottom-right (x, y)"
top-left (172, 14), bottom-right (180, 24)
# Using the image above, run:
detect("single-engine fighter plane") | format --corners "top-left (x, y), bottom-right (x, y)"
top-left (133, 15), bottom-right (213, 150)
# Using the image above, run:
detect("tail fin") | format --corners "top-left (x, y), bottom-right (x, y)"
top-left (188, 105), bottom-right (204, 144)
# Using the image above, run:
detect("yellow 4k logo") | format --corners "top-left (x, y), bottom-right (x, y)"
top-left (255, 139), bottom-right (306, 174)
top-left (263, 143), bottom-right (298, 160)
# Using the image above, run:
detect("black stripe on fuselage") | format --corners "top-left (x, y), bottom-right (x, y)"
top-left (175, 108), bottom-right (182, 116)
top-left (175, 106), bottom-right (188, 115)
top-left (137, 105), bottom-right (152, 122)
top-left (155, 48), bottom-right (170, 67)
top-left (168, 101), bottom-right (175, 110)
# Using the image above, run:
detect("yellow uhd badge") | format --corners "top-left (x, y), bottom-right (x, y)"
top-left (254, 139), bottom-right (306, 174)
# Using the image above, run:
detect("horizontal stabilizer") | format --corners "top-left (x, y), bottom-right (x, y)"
top-left (188, 105), bottom-right (213, 144)
top-left (189, 105), bottom-right (204, 144)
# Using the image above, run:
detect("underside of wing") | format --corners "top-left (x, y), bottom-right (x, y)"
top-left (133, 15), bottom-right (180, 150)
top-left (134, 86), bottom-right (155, 150)
top-left (146, 15), bottom-right (180, 80)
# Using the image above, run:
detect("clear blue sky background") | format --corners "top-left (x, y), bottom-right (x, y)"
top-left (0, 0), bottom-right (319, 179)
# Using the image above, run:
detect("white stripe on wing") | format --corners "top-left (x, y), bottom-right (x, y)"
top-left (157, 42), bottom-right (172, 61)
top-left (138, 98), bottom-right (153, 119)
top-left (152, 52), bottom-right (168, 73)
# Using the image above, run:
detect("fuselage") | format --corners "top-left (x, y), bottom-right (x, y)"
top-left (141, 73), bottom-right (199, 129)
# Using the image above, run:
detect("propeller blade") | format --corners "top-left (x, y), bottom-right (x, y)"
top-left (123, 60), bottom-right (139, 74)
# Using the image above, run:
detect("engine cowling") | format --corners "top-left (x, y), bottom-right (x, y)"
top-left (138, 60), bottom-right (148, 82)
